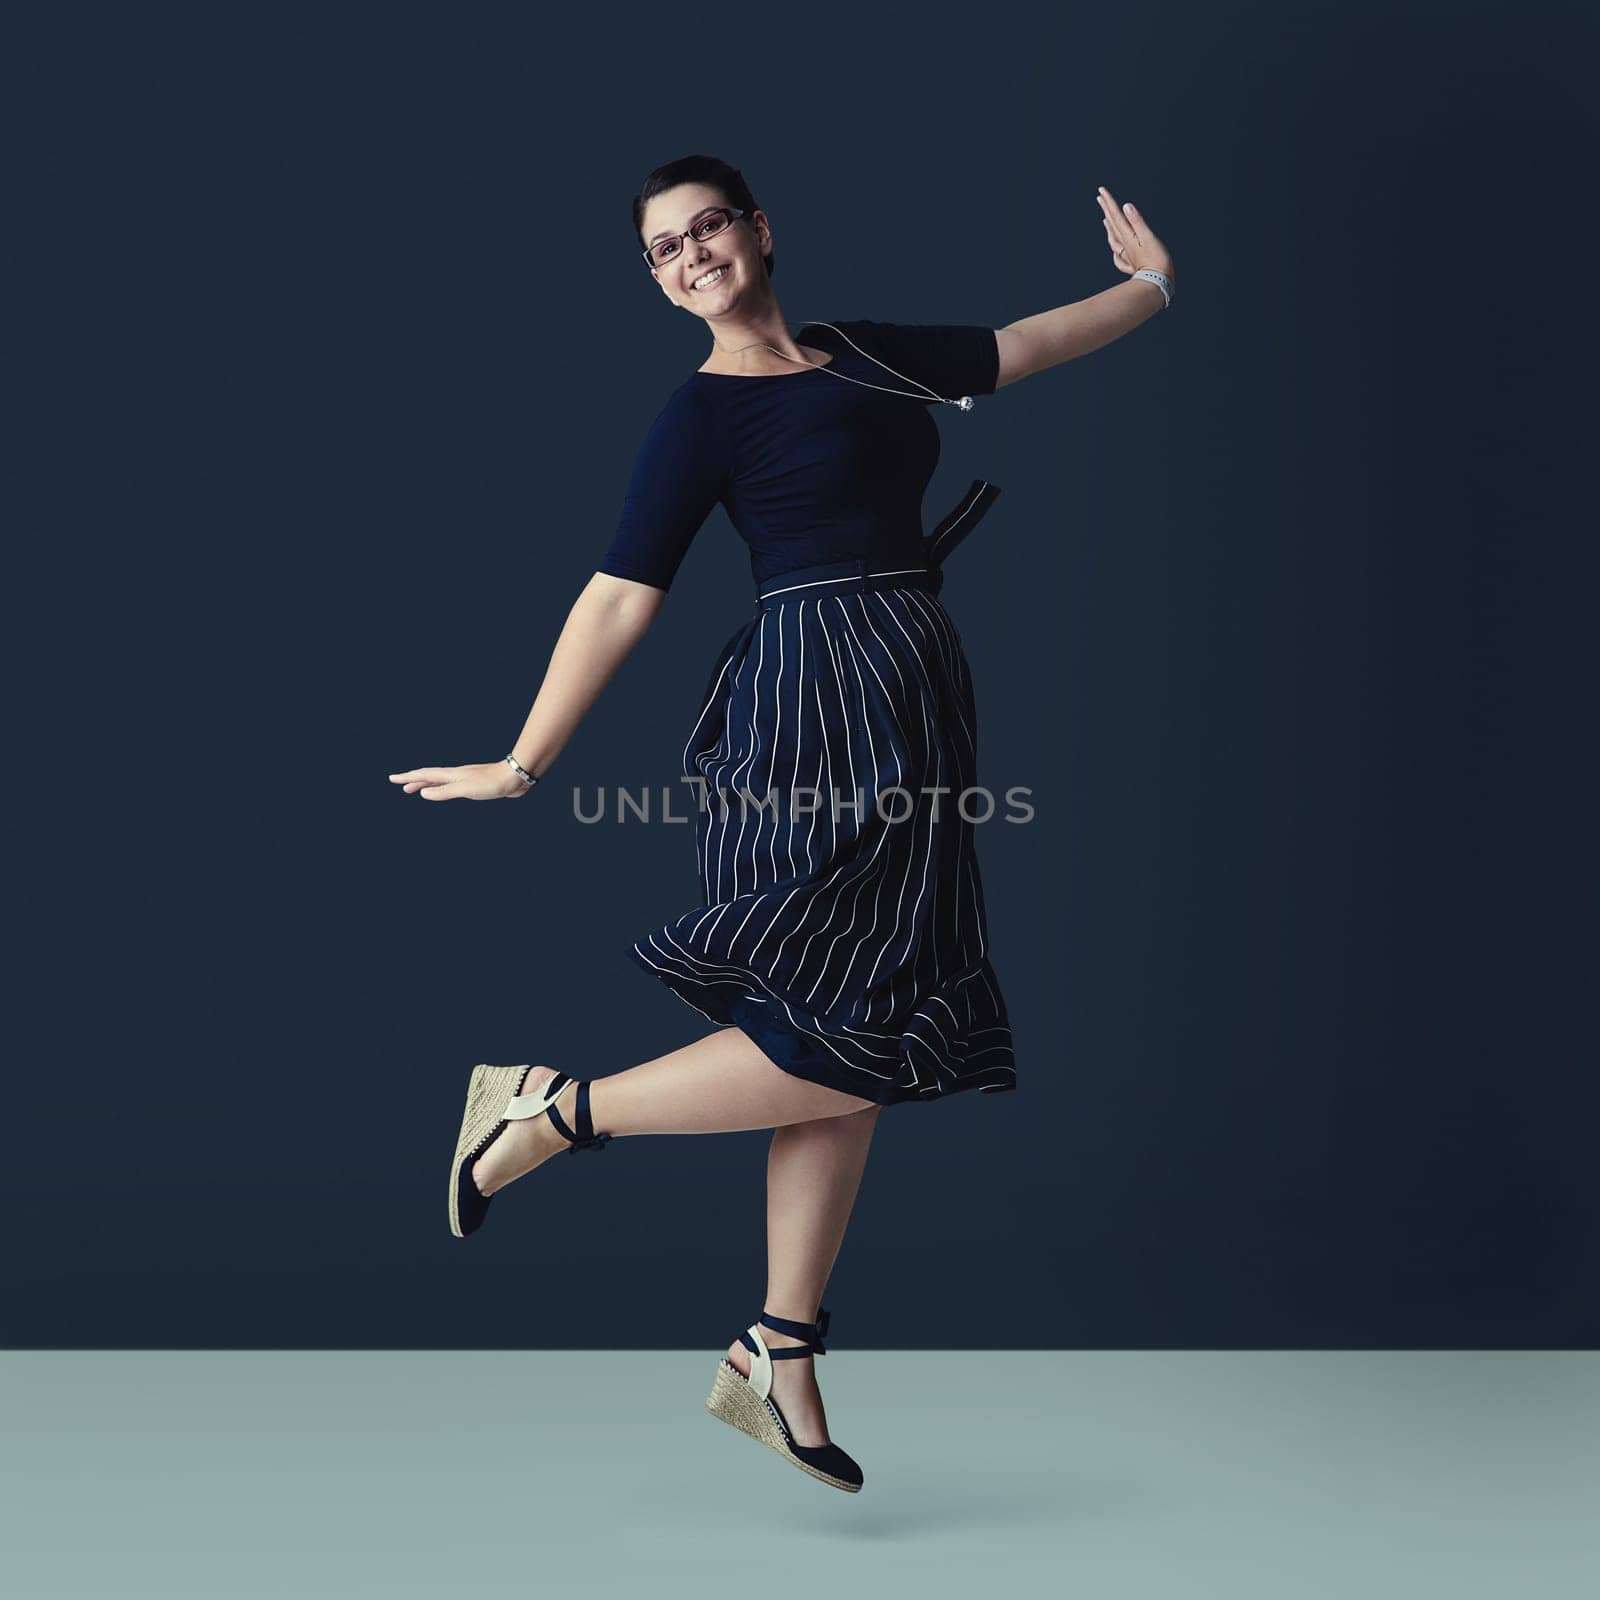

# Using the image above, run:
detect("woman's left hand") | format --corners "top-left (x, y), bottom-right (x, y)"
top-left (1096, 186), bottom-right (1175, 285)
top-left (387, 761), bottom-right (530, 800)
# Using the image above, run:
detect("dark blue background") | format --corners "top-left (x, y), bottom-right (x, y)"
top-left (9, 0), bottom-right (1596, 1348)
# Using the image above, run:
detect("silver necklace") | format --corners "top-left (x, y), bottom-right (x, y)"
top-left (711, 321), bottom-right (975, 411)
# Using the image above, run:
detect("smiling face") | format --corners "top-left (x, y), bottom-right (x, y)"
top-left (641, 181), bottom-right (773, 316)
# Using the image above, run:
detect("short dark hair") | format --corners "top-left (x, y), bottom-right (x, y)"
top-left (633, 154), bottom-right (775, 279)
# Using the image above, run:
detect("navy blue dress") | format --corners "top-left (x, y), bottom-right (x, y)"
top-left (597, 320), bottom-right (1017, 1106)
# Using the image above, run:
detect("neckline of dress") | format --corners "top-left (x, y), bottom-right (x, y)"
top-left (693, 325), bottom-right (839, 380)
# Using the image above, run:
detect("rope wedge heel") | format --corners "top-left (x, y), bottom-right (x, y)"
top-left (705, 1307), bottom-right (864, 1493)
top-left (448, 1064), bottom-right (614, 1238)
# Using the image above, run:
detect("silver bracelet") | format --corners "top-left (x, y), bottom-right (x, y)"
top-left (504, 753), bottom-right (539, 787)
top-left (1132, 268), bottom-right (1173, 308)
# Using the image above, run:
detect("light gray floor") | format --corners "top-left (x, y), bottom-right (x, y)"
top-left (2, 1352), bottom-right (1594, 1597)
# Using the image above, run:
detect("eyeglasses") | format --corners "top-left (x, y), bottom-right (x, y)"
top-left (641, 206), bottom-right (747, 269)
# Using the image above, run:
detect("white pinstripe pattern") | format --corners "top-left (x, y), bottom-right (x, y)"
top-left (627, 577), bottom-right (1016, 1103)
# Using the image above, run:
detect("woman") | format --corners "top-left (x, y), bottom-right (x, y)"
top-left (389, 155), bottom-right (1174, 1494)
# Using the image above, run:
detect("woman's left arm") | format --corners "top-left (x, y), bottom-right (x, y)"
top-left (994, 187), bottom-right (1175, 388)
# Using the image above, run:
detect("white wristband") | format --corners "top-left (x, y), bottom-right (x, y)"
top-left (1132, 268), bottom-right (1173, 308)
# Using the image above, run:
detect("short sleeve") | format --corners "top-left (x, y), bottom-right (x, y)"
top-left (596, 384), bottom-right (729, 592)
top-left (839, 319), bottom-right (1000, 401)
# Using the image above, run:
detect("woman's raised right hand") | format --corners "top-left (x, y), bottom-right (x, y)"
top-left (387, 761), bottom-right (531, 801)
top-left (1096, 186), bottom-right (1175, 284)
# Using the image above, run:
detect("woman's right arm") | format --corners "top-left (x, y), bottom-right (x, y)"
top-left (390, 382), bottom-right (723, 803)
top-left (507, 572), bottom-right (665, 778)
top-left (387, 572), bottom-right (664, 801)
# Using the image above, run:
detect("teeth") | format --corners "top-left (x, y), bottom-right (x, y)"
top-left (693, 265), bottom-right (729, 290)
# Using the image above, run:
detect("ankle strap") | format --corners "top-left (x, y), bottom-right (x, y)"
top-left (545, 1077), bottom-right (613, 1152)
top-left (757, 1306), bottom-right (830, 1356)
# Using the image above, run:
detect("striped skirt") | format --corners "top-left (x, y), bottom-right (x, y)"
top-left (626, 554), bottom-right (1017, 1106)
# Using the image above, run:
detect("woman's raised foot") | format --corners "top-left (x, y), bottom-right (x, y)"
top-left (470, 1067), bottom-right (578, 1197)
top-left (725, 1323), bottom-right (832, 1448)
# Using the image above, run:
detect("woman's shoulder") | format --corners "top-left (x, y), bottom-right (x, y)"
top-left (798, 318), bottom-right (922, 359)
top-left (651, 375), bottom-right (719, 418)
top-left (630, 375), bottom-right (730, 467)
top-left (797, 317), bottom-right (868, 346)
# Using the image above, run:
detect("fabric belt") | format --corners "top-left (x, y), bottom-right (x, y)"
top-left (754, 479), bottom-right (1001, 610)
top-left (925, 478), bottom-right (1001, 566)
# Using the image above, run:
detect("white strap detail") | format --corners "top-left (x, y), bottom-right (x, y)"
top-left (745, 1322), bottom-right (774, 1400)
top-left (502, 1072), bottom-right (567, 1120)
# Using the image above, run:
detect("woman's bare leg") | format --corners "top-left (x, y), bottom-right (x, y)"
top-left (468, 1028), bottom-right (885, 1448)
top-left (471, 1026), bottom-right (876, 1194)
top-left (723, 1104), bottom-right (883, 1446)
top-left (593, 1025), bottom-right (877, 1135)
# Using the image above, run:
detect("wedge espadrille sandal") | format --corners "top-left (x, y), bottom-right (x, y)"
top-left (448, 1064), bottom-right (613, 1238)
top-left (705, 1307), bottom-right (863, 1493)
